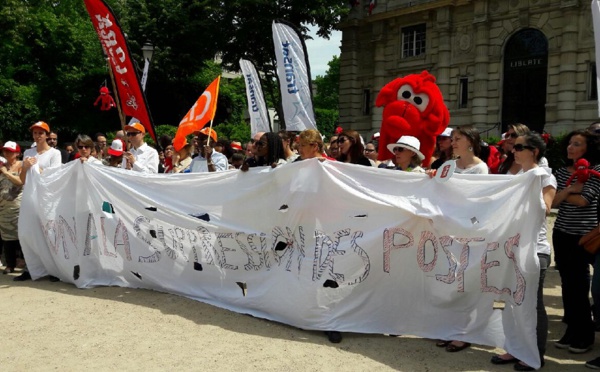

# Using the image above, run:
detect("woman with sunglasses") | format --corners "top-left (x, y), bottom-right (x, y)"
top-left (498, 123), bottom-right (530, 175)
top-left (364, 141), bottom-right (380, 166)
top-left (74, 135), bottom-right (102, 164)
top-left (241, 132), bottom-right (286, 171)
top-left (385, 136), bottom-right (425, 172)
top-left (490, 133), bottom-right (555, 371)
top-left (551, 130), bottom-right (600, 356)
top-left (336, 130), bottom-right (371, 166)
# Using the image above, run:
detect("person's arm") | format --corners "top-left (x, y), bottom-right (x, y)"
top-left (1, 162), bottom-right (23, 186)
top-left (542, 185), bottom-right (556, 215)
top-left (20, 157), bottom-right (36, 185)
top-left (131, 149), bottom-right (159, 173)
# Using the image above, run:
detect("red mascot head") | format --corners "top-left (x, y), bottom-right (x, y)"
top-left (375, 71), bottom-right (450, 167)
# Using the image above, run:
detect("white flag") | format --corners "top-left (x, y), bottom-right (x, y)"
top-left (272, 20), bottom-right (317, 131)
top-left (593, 0), bottom-right (600, 116)
top-left (239, 59), bottom-right (272, 136)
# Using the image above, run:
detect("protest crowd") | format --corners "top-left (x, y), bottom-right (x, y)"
top-left (2, 119), bottom-right (600, 371)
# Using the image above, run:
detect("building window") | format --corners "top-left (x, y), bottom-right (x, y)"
top-left (363, 89), bottom-right (371, 115)
top-left (401, 24), bottom-right (426, 58)
top-left (589, 62), bottom-right (598, 101)
top-left (458, 77), bottom-right (468, 108)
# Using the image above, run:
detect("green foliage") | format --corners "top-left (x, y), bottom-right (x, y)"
top-left (314, 108), bottom-right (337, 138)
top-left (313, 56), bottom-right (339, 110)
top-left (0, 0), bottom-right (348, 143)
top-left (483, 136), bottom-right (501, 146)
top-left (215, 121), bottom-right (252, 143)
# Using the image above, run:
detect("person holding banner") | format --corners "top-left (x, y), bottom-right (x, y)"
top-left (15, 121), bottom-right (62, 282)
top-left (121, 123), bottom-right (159, 173)
top-left (336, 130), bottom-right (371, 167)
top-left (295, 129), bottom-right (335, 161)
top-left (241, 132), bottom-right (286, 171)
top-left (74, 135), bottom-right (102, 165)
top-left (385, 136), bottom-right (425, 173)
top-left (490, 132), bottom-right (555, 371)
top-left (451, 126), bottom-right (488, 175)
top-left (551, 130), bottom-right (600, 355)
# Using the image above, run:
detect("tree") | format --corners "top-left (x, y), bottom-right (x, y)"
top-left (312, 55), bottom-right (340, 137)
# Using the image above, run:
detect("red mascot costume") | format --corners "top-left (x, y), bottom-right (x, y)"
top-left (375, 71), bottom-right (450, 167)
top-left (94, 86), bottom-right (116, 111)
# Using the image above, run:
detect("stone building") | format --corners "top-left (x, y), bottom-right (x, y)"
top-left (338, 0), bottom-right (598, 139)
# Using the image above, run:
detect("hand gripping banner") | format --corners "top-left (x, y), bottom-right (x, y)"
top-left (84, 0), bottom-right (157, 142)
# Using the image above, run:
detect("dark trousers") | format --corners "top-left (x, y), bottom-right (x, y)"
top-left (3, 240), bottom-right (21, 269)
top-left (537, 254), bottom-right (550, 359)
top-left (552, 229), bottom-right (595, 344)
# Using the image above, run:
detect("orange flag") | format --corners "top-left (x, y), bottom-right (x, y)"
top-left (173, 76), bottom-right (221, 151)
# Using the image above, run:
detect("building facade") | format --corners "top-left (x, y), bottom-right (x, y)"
top-left (338, 0), bottom-right (598, 139)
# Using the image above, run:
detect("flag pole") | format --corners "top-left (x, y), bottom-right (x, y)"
top-left (206, 119), bottom-right (214, 147)
top-left (107, 57), bottom-right (126, 131)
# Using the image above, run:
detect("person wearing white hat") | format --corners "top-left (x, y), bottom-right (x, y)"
top-left (0, 141), bottom-right (24, 274)
top-left (106, 139), bottom-right (125, 167)
top-left (386, 136), bottom-right (426, 173)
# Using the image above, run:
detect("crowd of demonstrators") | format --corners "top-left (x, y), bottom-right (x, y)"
top-left (7, 119), bottom-right (600, 370)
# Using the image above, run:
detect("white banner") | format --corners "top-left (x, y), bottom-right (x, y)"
top-left (239, 59), bottom-right (271, 136)
top-left (593, 0), bottom-right (600, 116)
top-left (19, 161), bottom-right (546, 368)
top-left (272, 20), bottom-right (317, 131)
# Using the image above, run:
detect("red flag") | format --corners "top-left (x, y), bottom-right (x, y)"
top-left (173, 76), bottom-right (221, 151)
top-left (83, 0), bottom-right (157, 142)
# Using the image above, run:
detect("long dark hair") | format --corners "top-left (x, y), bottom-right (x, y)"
top-left (336, 129), bottom-right (365, 164)
top-left (256, 132), bottom-right (285, 166)
top-left (521, 132), bottom-right (546, 162)
top-left (453, 125), bottom-right (482, 157)
top-left (562, 129), bottom-right (600, 167)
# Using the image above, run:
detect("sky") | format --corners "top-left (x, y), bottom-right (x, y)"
top-left (305, 27), bottom-right (342, 78)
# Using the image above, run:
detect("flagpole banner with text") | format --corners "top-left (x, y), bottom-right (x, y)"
top-left (18, 162), bottom-right (546, 368)
top-left (272, 20), bottom-right (317, 131)
top-left (84, 0), bottom-right (157, 141)
top-left (240, 59), bottom-right (272, 136)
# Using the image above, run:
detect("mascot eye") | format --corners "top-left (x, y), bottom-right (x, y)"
top-left (397, 84), bottom-right (415, 102)
top-left (412, 94), bottom-right (430, 112)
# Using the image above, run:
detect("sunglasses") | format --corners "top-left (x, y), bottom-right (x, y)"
top-left (392, 147), bottom-right (406, 153)
top-left (255, 141), bottom-right (267, 148)
top-left (504, 132), bottom-right (519, 139)
top-left (337, 137), bottom-right (351, 144)
top-left (513, 143), bottom-right (535, 152)
top-left (126, 132), bottom-right (141, 137)
top-left (77, 145), bottom-right (91, 150)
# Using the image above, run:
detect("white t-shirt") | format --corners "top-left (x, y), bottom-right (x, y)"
top-left (455, 161), bottom-right (489, 174)
top-left (516, 167), bottom-right (556, 255)
top-left (23, 147), bottom-right (62, 173)
top-left (190, 151), bottom-right (229, 173)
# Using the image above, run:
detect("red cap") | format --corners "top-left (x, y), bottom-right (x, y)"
top-left (2, 141), bottom-right (20, 153)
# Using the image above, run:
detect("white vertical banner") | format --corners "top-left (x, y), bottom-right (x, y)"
top-left (141, 57), bottom-right (150, 91)
top-left (239, 59), bottom-right (272, 136)
top-left (593, 0), bottom-right (600, 116)
top-left (272, 20), bottom-right (317, 131)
